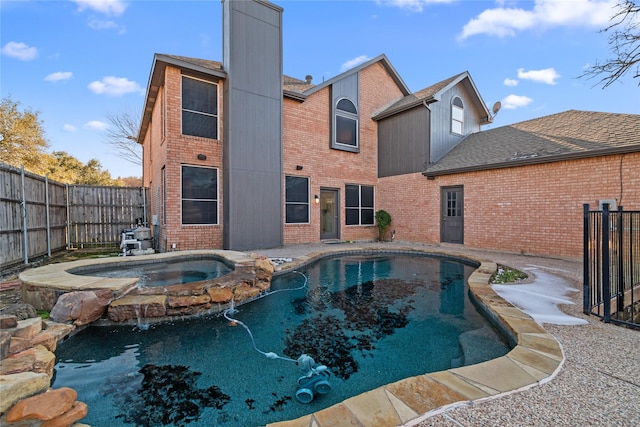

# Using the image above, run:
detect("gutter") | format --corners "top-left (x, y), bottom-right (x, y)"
top-left (423, 145), bottom-right (640, 178)
top-left (372, 96), bottom-right (435, 121)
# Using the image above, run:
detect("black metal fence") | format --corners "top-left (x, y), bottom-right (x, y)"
top-left (583, 203), bottom-right (640, 329)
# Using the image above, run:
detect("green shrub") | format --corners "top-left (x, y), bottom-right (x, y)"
top-left (375, 210), bottom-right (392, 241)
top-left (491, 265), bottom-right (527, 284)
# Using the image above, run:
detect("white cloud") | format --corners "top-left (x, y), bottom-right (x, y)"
top-left (504, 78), bottom-right (519, 86)
top-left (340, 55), bottom-right (371, 72)
top-left (502, 94), bottom-right (533, 109)
top-left (1, 41), bottom-right (38, 60)
top-left (45, 71), bottom-right (73, 82)
top-left (88, 18), bottom-right (118, 30)
top-left (88, 76), bottom-right (143, 96)
top-left (84, 121), bottom-right (108, 131)
top-left (518, 68), bottom-right (561, 84)
top-left (63, 124), bottom-right (77, 132)
top-left (377, 0), bottom-right (455, 13)
top-left (459, 0), bottom-right (617, 40)
top-left (73, 0), bottom-right (127, 17)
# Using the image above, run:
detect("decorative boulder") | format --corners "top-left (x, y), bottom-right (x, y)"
top-left (6, 387), bottom-right (77, 422)
top-left (50, 290), bottom-right (113, 326)
top-left (207, 287), bottom-right (233, 303)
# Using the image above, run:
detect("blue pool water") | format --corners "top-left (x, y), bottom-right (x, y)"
top-left (53, 254), bottom-right (511, 427)
top-left (76, 258), bottom-right (233, 287)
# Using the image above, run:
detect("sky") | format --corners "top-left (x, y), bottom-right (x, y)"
top-left (2, 0), bottom-right (638, 179)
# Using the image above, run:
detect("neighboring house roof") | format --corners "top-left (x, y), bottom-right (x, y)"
top-left (373, 71), bottom-right (492, 123)
top-left (423, 110), bottom-right (640, 177)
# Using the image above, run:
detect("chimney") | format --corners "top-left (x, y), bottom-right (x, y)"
top-left (222, 0), bottom-right (284, 250)
top-left (305, 75), bottom-right (313, 84)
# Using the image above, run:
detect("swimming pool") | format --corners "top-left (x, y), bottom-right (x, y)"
top-left (52, 253), bottom-right (511, 427)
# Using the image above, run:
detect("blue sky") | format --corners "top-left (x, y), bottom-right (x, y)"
top-left (2, 0), bottom-right (638, 179)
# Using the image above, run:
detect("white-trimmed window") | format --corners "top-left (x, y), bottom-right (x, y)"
top-left (285, 176), bottom-right (309, 224)
top-left (334, 98), bottom-right (358, 149)
top-left (181, 165), bottom-right (218, 225)
top-left (182, 76), bottom-right (218, 139)
top-left (451, 96), bottom-right (464, 135)
top-left (345, 184), bottom-right (374, 225)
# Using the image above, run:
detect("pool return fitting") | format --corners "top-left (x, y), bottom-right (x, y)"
top-left (222, 271), bottom-right (333, 403)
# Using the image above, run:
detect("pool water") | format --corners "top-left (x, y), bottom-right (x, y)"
top-left (53, 254), bottom-right (511, 427)
top-left (78, 259), bottom-right (233, 287)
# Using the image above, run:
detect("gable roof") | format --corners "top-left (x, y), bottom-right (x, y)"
top-left (291, 54), bottom-right (411, 99)
top-left (423, 110), bottom-right (640, 177)
top-left (373, 71), bottom-right (492, 123)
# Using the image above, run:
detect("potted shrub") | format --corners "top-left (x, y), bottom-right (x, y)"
top-left (375, 210), bottom-right (392, 242)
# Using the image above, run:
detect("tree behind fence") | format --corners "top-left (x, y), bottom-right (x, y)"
top-left (0, 162), bottom-right (148, 271)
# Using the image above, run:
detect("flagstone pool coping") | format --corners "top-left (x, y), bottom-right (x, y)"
top-left (17, 245), bottom-right (564, 427)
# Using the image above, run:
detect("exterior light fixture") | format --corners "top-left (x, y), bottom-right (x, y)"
top-left (197, 154), bottom-right (207, 160)
top-left (296, 165), bottom-right (303, 170)
top-left (314, 195), bottom-right (320, 204)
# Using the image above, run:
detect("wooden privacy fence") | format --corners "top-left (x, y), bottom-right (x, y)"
top-left (0, 162), bottom-right (148, 271)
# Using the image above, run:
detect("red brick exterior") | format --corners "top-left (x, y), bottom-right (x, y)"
top-left (282, 62), bottom-right (405, 244)
top-left (378, 152), bottom-right (640, 258)
top-left (143, 62), bottom-right (639, 258)
top-left (143, 67), bottom-right (224, 252)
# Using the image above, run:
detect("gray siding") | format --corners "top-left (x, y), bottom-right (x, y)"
top-left (222, 0), bottom-right (283, 250)
top-left (330, 73), bottom-right (360, 152)
top-left (430, 84), bottom-right (482, 163)
top-left (378, 106), bottom-right (430, 177)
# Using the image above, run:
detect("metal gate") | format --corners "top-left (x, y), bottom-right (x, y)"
top-left (583, 203), bottom-right (640, 329)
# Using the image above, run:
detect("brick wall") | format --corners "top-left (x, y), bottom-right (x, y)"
top-left (378, 152), bottom-right (640, 258)
top-left (144, 66), bottom-right (224, 251)
top-left (282, 62), bottom-right (405, 244)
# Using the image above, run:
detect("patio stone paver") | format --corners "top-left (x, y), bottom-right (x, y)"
top-left (384, 389), bottom-right (419, 424)
top-left (425, 370), bottom-right (490, 400)
top-left (384, 375), bottom-right (468, 415)
top-left (449, 356), bottom-right (539, 393)
top-left (506, 346), bottom-right (562, 375)
top-left (312, 403), bottom-right (360, 427)
top-left (517, 332), bottom-right (563, 358)
top-left (342, 388), bottom-right (403, 426)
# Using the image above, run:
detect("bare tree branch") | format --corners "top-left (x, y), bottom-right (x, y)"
top-left (581, 0), bottom-right (640, 88)
top-left (103, 105), bottom-right (142, 166)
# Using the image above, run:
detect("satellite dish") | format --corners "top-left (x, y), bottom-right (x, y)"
top-left (492, 101), bottom-right (502, 116)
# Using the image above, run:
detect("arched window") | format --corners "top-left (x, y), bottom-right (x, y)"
top-left (451, 96), bottom-right (464, 135)
top-left (335, 98), bottom-right (358, 148)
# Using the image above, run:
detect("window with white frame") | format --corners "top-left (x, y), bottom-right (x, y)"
top-left (451, 96), bottom-right (464, 135)
top-left (285, 176), bottom-right (309, 223)
top-left (182, 76), bottom-right (218, 139)
top-left (334, 98), bottom-right (358, 148)
top-left (181, 165), bottom-right (218, 225)
top-left (345, 184), bottom-right (374, 225)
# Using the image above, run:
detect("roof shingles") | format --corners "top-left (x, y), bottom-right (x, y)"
top-left (424, 110), bottom-right (640, 175)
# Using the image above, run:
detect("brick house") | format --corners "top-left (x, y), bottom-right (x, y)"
top-left (138, 0), bottom-right (640, 257)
